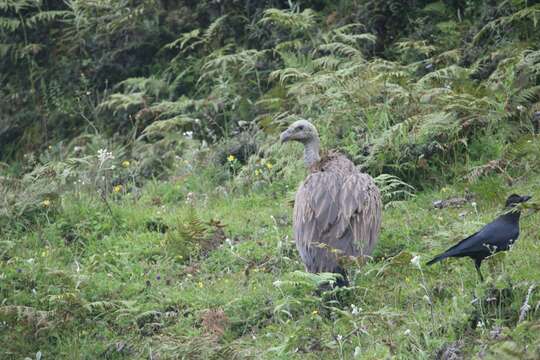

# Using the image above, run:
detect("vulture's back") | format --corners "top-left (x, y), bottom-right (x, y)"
top-left (293, 152), bottom-right (382, 273)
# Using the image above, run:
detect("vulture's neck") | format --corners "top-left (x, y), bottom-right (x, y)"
top-left (303, 138), bottom-right (321, 168)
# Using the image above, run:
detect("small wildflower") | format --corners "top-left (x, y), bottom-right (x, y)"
top-left (48, 145), bottom-right (52, 150)
top-left (404, 329), bottom-right (411, 336)
top-left (255, 169), bottom-right (261, 176)
top-left (122, 160), bottom-right (130, 168)
top-left (411, 255), bottom-right (421, 269)
top-left (266, 162), bottom-right (273, 170)
top-left (227, 154), bottom-right (236, 162)
top-left (42, 199), bottom-right (51, 208)
top-left (312, 310), bottom-right (318, 315)
top-left (441, 187), bottom-right (449, 193)
top-left (197, 282), bottom-right (204, 288)
top-left (113, 185), bottom-right (123, 193)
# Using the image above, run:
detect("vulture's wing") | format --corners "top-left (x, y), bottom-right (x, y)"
top-left (293, 172), bottom-right (342, 272)
top-left (333, 172), bottom-right (382, 257)
top-left (293, 172), bottom-right (342, 259)
top-left (293, 170), bottom-right (382, 263)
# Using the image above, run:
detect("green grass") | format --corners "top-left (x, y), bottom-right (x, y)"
top-left (2, 168), bottom-right (540, 359)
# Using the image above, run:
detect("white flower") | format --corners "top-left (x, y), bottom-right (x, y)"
top-left (404, 329), bottom-right (411, 336)
top-left (351, 304), bottom-right (361, 315)
top-left (411, 255), bottom-right (421, 269)
top-left (97, 148), bottom-right (115, 165)
top-left (336, 334), bottom-right (343, 342)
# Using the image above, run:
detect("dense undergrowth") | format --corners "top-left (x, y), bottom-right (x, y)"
top-left (2, 0), bottom-right (540, 358)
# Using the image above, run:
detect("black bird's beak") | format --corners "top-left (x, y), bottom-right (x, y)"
top-left (521, 195), bottom-right (532, 202)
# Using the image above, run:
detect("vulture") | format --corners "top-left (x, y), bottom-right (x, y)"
top-left (280, 120), bottom-right (382, 286)
top-left (427, 194), bottom-right (531, 281)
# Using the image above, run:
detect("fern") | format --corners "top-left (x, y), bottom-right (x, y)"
top-left (374, 173), bottom-right (415, 206)
top-left (473, 4), bottom-right (540, 45)
top-left (98, 93), bottom-right (145, 115)
top-left (259, 8), bottom-right (317, 33)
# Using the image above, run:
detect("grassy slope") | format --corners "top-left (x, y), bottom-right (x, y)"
top-left (2, 159), bottom-right (540, 359)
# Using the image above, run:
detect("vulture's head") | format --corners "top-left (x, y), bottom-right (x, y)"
top-left (505, 194), bottom-right (532, 208)
top-left (280, 120), bottom-right (318, 144)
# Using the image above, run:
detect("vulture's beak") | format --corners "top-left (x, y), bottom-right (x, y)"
top-left (521, 195), bottom-right (532, 202)
top-left (280, 128), bottom-right (291, 143)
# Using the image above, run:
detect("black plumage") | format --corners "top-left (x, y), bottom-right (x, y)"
top-left (427, 194), bottom-right (531, 281)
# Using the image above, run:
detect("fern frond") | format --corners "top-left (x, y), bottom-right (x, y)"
top-left (473, 4), bottom-right (540, 44)
top-left (26, 10), bottom-right (70, 28)
top-left (204, 14), bottom-right (229, 42)
top-left (259, 8), bottom-right (317, 32)
top-left (98, 93), bottom-right (145, 114)
top-left (0, 16), bottom-right (20, 32)
top-left (164, 28), bottom-right (203, 51)
top-left (318, 42), bottom-right (362, 58)
top-left (270, 67), bottom-right (312, 85)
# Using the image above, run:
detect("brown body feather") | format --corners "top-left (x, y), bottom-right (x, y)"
top-left (293, 152), bottom-right (382, 273)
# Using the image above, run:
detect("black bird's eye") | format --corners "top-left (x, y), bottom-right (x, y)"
top-left (297, 125), bottom-right (304, 131)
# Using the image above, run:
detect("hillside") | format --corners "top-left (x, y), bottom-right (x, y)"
top-left (2, 0), bottom-right (540, 358)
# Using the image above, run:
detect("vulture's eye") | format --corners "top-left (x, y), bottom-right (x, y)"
top-left (297, 125), bottom-right (304, 131)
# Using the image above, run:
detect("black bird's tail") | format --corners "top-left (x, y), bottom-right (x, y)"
top-left (426, 253), bottom-right (449, 266)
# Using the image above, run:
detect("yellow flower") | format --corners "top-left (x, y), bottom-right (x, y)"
top-left (255, 169), bottom-right (261, 176)
top-left (266, 162), bottom-right (273, 170)
top-left (48, 145), bottom-right (52, 150)
top-left (122, 160), bottom-right (130, 168)
top-left (197, 282), bottom-right (204, 288)
top-left (312, 310), bottom-right (318, 315)
top-left (113, 185), bottom-right (123, 193)
top-left (42, 199), bottom-right (51, 208)
top-left (227, 154), bottom-right (236, 162)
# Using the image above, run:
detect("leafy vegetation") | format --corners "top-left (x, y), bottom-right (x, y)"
top-left (2, 0), bottom-right (540, 358)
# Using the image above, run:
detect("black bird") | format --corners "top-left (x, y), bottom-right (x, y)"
top-left (427, 194), bottom-right (531, 281)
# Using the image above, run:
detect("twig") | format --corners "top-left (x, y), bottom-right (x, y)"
top-left (98, 189), bottom-right (120, 226)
